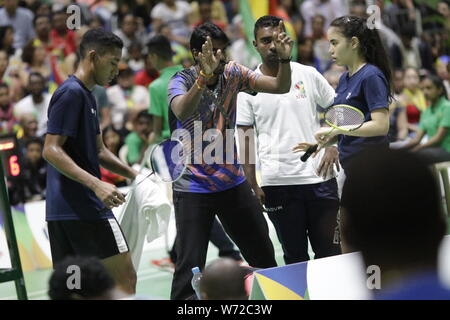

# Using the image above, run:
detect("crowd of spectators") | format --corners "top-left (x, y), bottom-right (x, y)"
top-left (0, 0), bottom-right (448, 301)
top-left (0, 0), bottom-right (448, 206)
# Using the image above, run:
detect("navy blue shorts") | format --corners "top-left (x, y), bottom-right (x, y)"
top-left (47, 217), bottom-right (129, 265)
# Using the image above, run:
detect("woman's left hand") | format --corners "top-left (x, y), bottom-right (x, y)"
top-left (314, 126), bottom-right (337, 145)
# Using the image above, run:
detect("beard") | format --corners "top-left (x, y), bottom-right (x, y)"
top-left (266, 52), bottom-right (279, 63)
top-left (213, 61), bottom-right (227, 74)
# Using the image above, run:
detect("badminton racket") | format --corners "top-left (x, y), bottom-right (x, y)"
top-left (99, 138), bottom-right (187, 213)
top-left (300, 104), bottom-right (365, 162)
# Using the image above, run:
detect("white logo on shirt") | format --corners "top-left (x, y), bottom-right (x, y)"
top-left (346, 92), bottom-right (352, 100)
top-left (264, 205), bottom-right (284, 213)
top-left (91, 108), bottom-right (96, 116)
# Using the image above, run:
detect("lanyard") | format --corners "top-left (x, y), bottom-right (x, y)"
top-left (202, 76), bottom-right (232, 129)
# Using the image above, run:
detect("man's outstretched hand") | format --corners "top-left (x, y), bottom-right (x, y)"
top-left (273, 20), bottom-right (293, 60)
top-left (198, 36), bottom-right (222, 75)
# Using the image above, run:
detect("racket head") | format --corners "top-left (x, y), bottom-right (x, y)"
top-left (324, 104), bottom-right (365, 132)
top-left (148, 138), bottom-right (188, 182)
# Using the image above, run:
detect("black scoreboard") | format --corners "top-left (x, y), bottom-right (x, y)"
top-left (0, 134), bottom-right (21, 178)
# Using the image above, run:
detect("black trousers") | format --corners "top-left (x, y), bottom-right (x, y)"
top-left (170, 181), bottom-right (277, 300)
top-left (262, 179), bottom-right (341, 265)
top-left (169, 217), bottom-right (243, 263)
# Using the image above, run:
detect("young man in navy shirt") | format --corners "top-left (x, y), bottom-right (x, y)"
top-left (43, 29), bottom-right (139, 294)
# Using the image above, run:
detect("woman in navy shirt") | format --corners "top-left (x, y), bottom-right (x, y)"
top-left (296, 16), bottom-right (394, 252)
top-left (313, 16), bottom-right (393, 170)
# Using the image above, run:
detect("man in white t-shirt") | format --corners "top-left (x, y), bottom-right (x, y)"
top-left (113, 14), bottom-right (147, 60)
top-left (237, 16), bottom-right (341, 264)
top-left (106, 67), bottom-right (150, 131)
top-left (151, 0), bottom-right (192, 43)
top-left (14, 72), bottom-right (51, 136)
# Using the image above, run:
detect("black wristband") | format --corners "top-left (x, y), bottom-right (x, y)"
top-left (279, 57), bottom-right (292, 64)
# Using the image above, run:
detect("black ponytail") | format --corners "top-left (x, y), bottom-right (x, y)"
top-left (330, 16), bottom-right (394, 103)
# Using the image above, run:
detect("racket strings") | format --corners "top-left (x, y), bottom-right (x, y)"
top-left (325, 106), bottom-right (365, 130)
top-left (150, 140), bottom-right (188, 182)
top-left (300, 105), bottom-right (365, 163)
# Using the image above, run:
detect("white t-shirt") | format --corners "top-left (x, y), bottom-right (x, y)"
top-left (106, 85), bottom-right (150, 130)
top-left (150, 1), bottom-right (192, 38)
top-left (236, 62), bottom-right (335, 186)
top-left (13, 93), bottom-right (52, 136)
top-left (300, 0), bottom-right (346, 37)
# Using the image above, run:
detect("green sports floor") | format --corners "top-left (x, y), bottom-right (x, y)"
top-left (0, 216), bottom-right (288, 300)
top-left (2, 213), bottom-right (449, 300)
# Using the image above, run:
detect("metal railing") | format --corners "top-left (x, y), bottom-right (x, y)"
top-left (0, 156), bottom-right (27, 300)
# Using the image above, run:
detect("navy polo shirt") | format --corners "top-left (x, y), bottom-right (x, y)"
top-left (46, 75), bottom-right (114, 221)
top-left (334, 64), bottom-right (389, 169)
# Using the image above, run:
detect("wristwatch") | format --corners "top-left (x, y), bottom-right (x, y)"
top-left (279, 57), bottom-right (292, 63)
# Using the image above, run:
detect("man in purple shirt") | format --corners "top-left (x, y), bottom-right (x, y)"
top-left (167, 22), bottom-right (293, 299)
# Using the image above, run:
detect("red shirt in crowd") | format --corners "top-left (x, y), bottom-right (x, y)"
top-left (50, 29), bottom-right (77, 57)
top-left (134, 70), bottom-right (159, 87)
top-left (100, 167), bottom-right (127, 186)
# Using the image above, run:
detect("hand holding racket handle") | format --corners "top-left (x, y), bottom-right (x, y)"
top-left (98, 138), bottom-right (187, 215)
top-left (294, 104), bottom-right (365, 163)
top-left (300, 144), bottom-right (318, 162)
top-left (98, 174), bottom-right (153, 214)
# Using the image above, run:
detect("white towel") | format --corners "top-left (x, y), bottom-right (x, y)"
top-left (117, 173), bottom-right (171, 270)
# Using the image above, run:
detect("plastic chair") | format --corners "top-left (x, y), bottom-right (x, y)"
top-left (433, 162), bottom-right (450, 234)
top-left (118, 145), bottom-right (129, 164)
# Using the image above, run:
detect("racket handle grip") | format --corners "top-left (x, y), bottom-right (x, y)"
top-left (300, 144), bottom-right (318, 162)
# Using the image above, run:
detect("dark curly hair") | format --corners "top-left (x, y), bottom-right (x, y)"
top-left (21, 40), bottom-right (39, 65)
top-left (48, 256), bottom-right (115, 300)
top-left (190, 22), bottom-right (229, 55)
top-left (79, 28), bottom-right (123, 59)
top-left (0, 25), bottom-right (15, 55)
top-left (253, 15), bottom-right (285, 41)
